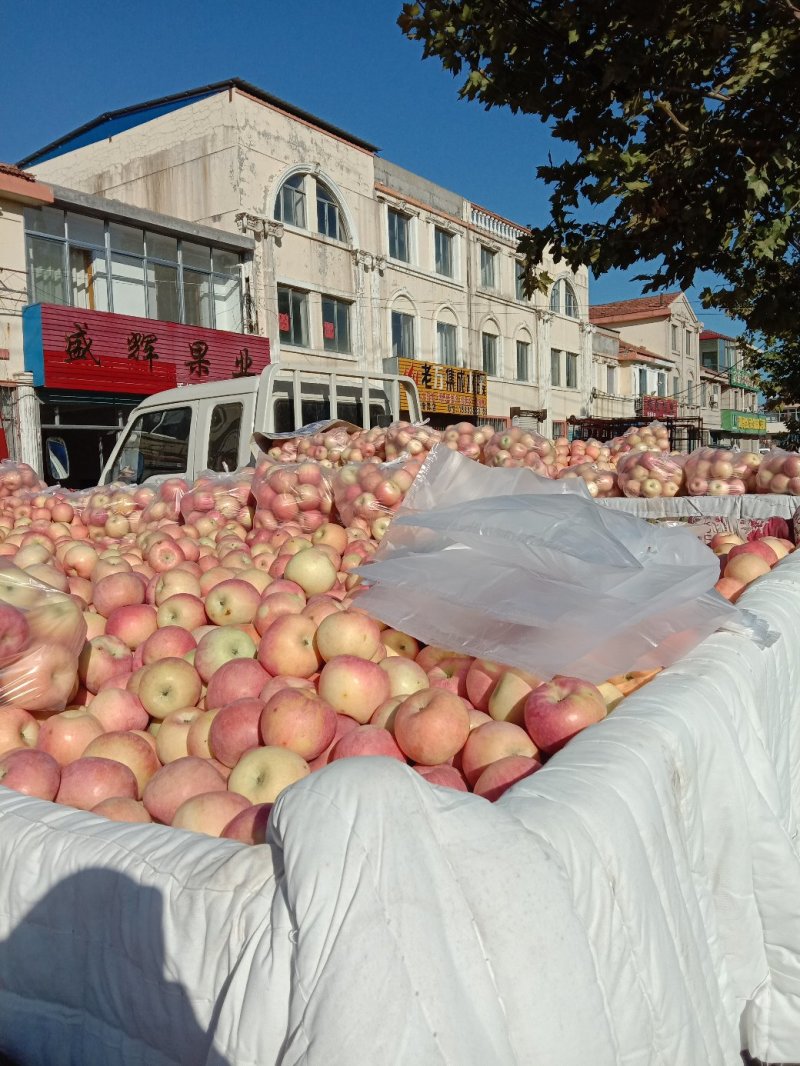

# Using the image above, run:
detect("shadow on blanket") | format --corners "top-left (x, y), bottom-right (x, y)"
top-left (0, 868), bottom-right (231, 1066)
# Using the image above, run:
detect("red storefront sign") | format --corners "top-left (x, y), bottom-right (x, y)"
top-left (23, 304), bottom-right (270, 395)
top-left (640, 396), bottom-right (678, 418)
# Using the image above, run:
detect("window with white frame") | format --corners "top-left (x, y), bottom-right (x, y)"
top-left (516, 339), bottom-right (530, 381)
top-left (515, 261), bottom-right (528, 301)
top-left (277, 285), bottom-right (309, 347)
top-left (434, 227), bottom-right (454, 278)
top-left (482, 331), bottom-right (498, 376)
top-left (275, 174), bottom-right (306, 229)
top-left (657, 373), bottom-right (666, 397)
top-left (566, 352), bottom-right (578, 389)
top-left (607, 365), bottom-right (616, 394)
top-left (671, 324), bottom-right (679, 352)
top-left (687, 378), bottom-right (695, 405)
top-left (437, 320), bottom-right (457, 365)
top-left (685, 329), bottom-right (692, 355)
top-left (673, 376), bottom-right (680, 398)
top-left (316, 184), bottom-right (341, 241)
top-left (391, 310), bottom-right (415, 358)
top-left (549, 278), bottom-right (580, 318)
top-left (24, 206), bottom-right (243, 331)
top-left (551, 348), bottom-right (561, 387)
top-left (321, 296), bottom-right (351, 354)
top-left (638, 367), bottom-right (648, 395)
top-left (480, 246), bottom-right (497, 290)
top-left (388, 209), bottom-right (411, 262)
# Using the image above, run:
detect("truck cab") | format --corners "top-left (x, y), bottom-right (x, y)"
top-left (98, 364), bottom-right (422, 485)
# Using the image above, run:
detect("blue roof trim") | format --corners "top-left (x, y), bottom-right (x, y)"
top-left (25, 91), bottom-right (218, 165)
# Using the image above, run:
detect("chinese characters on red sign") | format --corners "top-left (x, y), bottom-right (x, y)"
top-left (640, 396), bottom-right (678, 419)
top-left (27, 304), bottom-right (270, 396)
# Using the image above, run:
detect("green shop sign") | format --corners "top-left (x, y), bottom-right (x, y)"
top-left (720, 409), bottom-right (767, 434)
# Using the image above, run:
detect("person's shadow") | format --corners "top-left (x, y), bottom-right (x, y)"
top-left (0, 868), bottom-right (232, 1066)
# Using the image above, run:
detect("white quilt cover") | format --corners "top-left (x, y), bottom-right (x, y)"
top-left (1, 555), bottom-right (800, 1065)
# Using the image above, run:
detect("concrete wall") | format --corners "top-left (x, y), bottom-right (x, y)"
top-left (0, 198), bottom-right (27, 379)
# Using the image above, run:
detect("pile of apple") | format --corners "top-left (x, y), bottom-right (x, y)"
top-left (179, 470), bottom-right (255, 530)
top-left (440, 422), bottom-right (497, 462)
top-left (682, 447), bottom-right (759, 497)
top-left (251, 460), bottom-right (334, 536)
top-left (0, 480), bottom-right (671, 845)
top-left (556, 463), bottom-right (621, 498)
top-left (609, 421), bottom-right (672, 459)
top-left (0, 460), bottom-right (46, 498)
top-left (712, 531), bottom-right (795, 601)
top-left (755, 450), bottom-right (800, 495)
top-left (382, 421), bottom-right (441, 460)
top-left (331, 457), bottom-right (423, 538)
top-left (482, 427), bottom-right (555, 472)
top-left (552, 437), bottom-right (613, 472)
top-left (616, 450), bottom-right (685, 499)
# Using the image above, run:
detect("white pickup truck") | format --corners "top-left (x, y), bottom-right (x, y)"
top-left (94, 364), bottom-right (422, 486)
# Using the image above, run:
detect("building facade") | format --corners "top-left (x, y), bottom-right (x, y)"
top-left (0, 166), bottom-right (262, 485)
top-left (21, 79), bottom-right (591, 440)
top-left (699, 330), bottom-right (767, 447)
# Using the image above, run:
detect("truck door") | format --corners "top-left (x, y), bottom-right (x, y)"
top-left (104, 404), bottom-right (194, 485)
top-left (196, 394), bottom-right (255, 473)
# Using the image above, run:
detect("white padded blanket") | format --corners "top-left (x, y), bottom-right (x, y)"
top-left (2, 555), bottom-right (800, 1065)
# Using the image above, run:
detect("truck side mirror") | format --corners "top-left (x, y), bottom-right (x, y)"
top-left (46, 437), bottom-right (69, 482)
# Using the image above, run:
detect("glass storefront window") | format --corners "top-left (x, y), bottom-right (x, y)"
top-left (111, 252), bottom-right (147, 317)
top-left (27, 236), bottom-right (66, 304)
top-left (25, 205), bottom-right (64, 238)
top-left (25, 211), bottom-right (242, 330)
top-left (213, 275), bottom-right (243, 333)
top-left (110, 223), bottom-right (144, 256)
top-left (66, 212), bottom-right (105, 248)
top-left (182, 241), bottom-right (212, 272)
top-left (146, 261), bottom-right (181, 323)
top-left (183, 269), bottom-right (213, 327)
top-left (69, 246), bottom-right (109, 312)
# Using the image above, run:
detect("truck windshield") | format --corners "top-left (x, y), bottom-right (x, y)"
top-left (108, 407), bottom-right (192, 483)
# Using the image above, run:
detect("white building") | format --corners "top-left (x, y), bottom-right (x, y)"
top-left (21, 78), bottom-right (591, 438)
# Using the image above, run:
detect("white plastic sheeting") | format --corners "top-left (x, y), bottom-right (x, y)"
top-left (0, 556), bottom-right (800, 1064)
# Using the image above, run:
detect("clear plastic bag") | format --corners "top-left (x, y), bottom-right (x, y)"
top-left (251, 459), bottom-right (334, 534)
top-left (483, 427), bottom-right (555, 471)
top-left (754, 448), bottom-right (800, 495)
top-left (253, 420), bottom-right (362, 465)
top-left (140, 477), bottom-right (191, 526)
top-left (0, 460), bottom-right (46, 497)
top-left (383, 421), bottom-right (441, 460)
top-left (331, 456), bottom-right (424, 537)
top-left (355, 447), bottom-right (755, 684)
top-left (683, 446), bottom-right (761, 496)
top-left (0, 563), bottom-right (85, 713)
top-left (556, 462), bottom-right (621, 498)
top-left (180, 469), bottom-right (255, 527)
top-left (616, 449), bottom-right (685, 499)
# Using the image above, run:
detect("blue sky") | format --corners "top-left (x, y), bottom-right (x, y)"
top-left (1, 0), bottom-right (736, 330)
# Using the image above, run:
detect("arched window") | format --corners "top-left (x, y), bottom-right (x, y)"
top-left (549, 277), bottom-right (580, 318)
top-left (436, 306), bottom-right (459, 366)
top-left (391, 294), bottom-right (417, 359)
top-left (515, 328), bottom-right (533, 382)
top-left (275, 174), bottom-right (305, 229)
top-left (316, 182), bottom-right (341, 240)
top-left (274, 172), bottom-right (349, 243)
top-left (481, 319), bottom-right (501, 377)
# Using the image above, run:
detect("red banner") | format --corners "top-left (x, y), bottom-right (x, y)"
top-left (323, 321), bottom-right (335, 340)
top-left (278, 312), bottom-right (290, 333)
top-left (640, 396), bottom-right (678, 419)
top-left (24, 304), bottom-right (270, 396)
